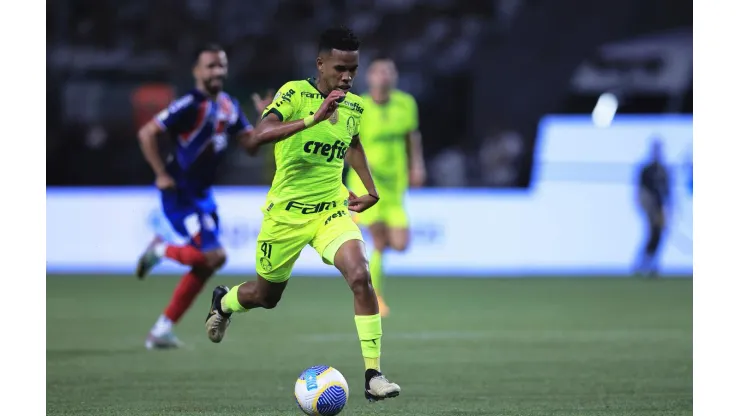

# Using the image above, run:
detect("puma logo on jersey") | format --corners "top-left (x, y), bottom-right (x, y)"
top-left (303, 140), bottom-right (348, 162)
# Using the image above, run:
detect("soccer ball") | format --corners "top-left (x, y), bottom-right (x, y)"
top-left (294, 365), bottom-right (349, 416)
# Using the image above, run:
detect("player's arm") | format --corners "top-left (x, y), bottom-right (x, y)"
top-left (247, 113), bottom-right (314, 151)
top-left (137, 120), bottom-right (168, 178)
top-left (247, 89), bottom-right (345, 152)
top-left (138, 95), bottom-right (194, 189)
top-left (405, 97), bottom-right (426, 187)
top-left (406, 130), bottom-right (426, 187)
top-left (226, 102), bottom-right (257, 155)
top-left (346, 135), bottom-right (380, 213)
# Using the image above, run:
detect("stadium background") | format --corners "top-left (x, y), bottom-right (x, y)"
top-left (46, 1), bottom-right (693, 415)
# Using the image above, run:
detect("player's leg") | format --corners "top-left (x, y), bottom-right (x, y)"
top-left (644, 208), bottom-right (665, 277)
top-left (367, 223), bottom-right (391, 316)
top-left (356, 202), bottom-right (392, 316)
top-left (314, 214), bottom-right (400, 401)
top-left (204, 217), bottom-right (308, 343)
top-left (635, 192), bottom-right (664, 277)
top-left (136, 208), bottom-right (220, 277)
top-left (146, 212), bottom-right (226, 349)
top-left (373, 203), bottom-right (410, 316)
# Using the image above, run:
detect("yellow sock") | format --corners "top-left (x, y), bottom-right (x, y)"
top-left (364, 357), bottom-right (380, 371)
top-left (369, 250), bottom-right (383, 296)
top-left (355, 314), bottom-right (382, 371)
top-left (221, 283), bottom-right (249, 313)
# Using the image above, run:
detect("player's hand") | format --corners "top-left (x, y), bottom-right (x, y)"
top-left (251, 89), bottom-right (275, 115)
top-left (410, 166), bottom-right (426, 187)
top-left (348, 190), bottom-right (379, 213)
top-left (313, 90), bottom-right (345, 123)
top-left (155, 173), bottom-right (176, 190)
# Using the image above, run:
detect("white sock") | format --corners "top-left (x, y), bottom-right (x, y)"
top-left (150, 315), bottom-right (173, 337)
top-left (153, 242), bottom-right (167, 258)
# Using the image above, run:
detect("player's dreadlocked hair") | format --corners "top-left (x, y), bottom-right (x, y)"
top-left (318, 26), bottom-right (360, 53)
top-left (193, 43), bottom-right (224, 65)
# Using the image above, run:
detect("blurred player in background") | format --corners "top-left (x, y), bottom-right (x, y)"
top-left (345, 58), bottom-right (426, 316)
top-left (135, 44), bottom-right (263, 349)
top-left (204, 27), bottom-right (402, 402)
top-left (635, 139), bottom-right (671, 277)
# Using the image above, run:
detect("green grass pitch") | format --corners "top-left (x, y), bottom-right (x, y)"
top-left (47, 275), bottom-right (692, 416)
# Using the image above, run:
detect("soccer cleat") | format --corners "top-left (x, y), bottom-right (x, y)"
top-left (145, 332), bottom-right (184, 350)
top-left (377, 295), bottom-right (390, 318)
top-left (136, 237), bottom-right (163, 279)
top-left (205, 285), bottom-right (232, 343)
top-left (364, 369), bottom-right (401, 402)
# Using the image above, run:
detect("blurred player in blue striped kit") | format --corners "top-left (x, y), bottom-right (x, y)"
top-left (134, 44), bottom-right (265, 349)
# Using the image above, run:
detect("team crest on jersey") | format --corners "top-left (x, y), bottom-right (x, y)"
top-left (346, 116), bottom-right (357, 135)
top-left (329, 109), bottom-right (339, 124)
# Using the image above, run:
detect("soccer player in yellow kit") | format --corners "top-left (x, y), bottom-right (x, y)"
top-left (345, 59), bottom-right (426, 317)
top-left (204, 27), bottom-right (401, 402)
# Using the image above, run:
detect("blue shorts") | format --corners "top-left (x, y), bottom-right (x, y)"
top-left (161, 190), bottom-right (222, 251)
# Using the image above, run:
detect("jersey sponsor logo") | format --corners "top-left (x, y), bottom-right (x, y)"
top-left (212, 134), bottom-right (228, 152)
top-left (303, 140), bottom-right (348, 162)
top-left (285, 200), bottom-right (338, 214)
top-left (324, 209), bottom-right (347, 225)
top-left (274, 88), bottom-right (296, 108)
top-left (341, 101), bottom-right (364, 114)
top-left (301, 91), bottom-right (323, 100)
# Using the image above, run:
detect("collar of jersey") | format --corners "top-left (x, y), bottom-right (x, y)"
top-left (306, 78), bottom-right (328, 98)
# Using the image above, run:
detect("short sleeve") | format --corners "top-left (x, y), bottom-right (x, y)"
top-left (227, 100), bottom-right (253, 136)
top-left (406, 95), bottom-right (419, 132)
top-left (353, 114), bottom-right (361, 137)
top-left (154, 94), bottom-right (197, 134)
top-left (262, 82), bottom-right (301, 122)
top-left (352, 98), bottom-right (363, 137)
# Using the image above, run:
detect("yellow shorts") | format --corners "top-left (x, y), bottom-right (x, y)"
top-left (353, 198), bottom-right (409, 229)
top-left (346, 171), bottom-right (409, 229)
top-left (255, 209), bottom-right (363, 283)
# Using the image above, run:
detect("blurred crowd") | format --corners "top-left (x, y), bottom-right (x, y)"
top-left (46, 0), bottom-right (691, 188)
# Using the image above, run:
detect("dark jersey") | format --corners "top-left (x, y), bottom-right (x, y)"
top-left (154, 89), bottom-right (253, 196)
top-left (639, 162), bottom-right (670, 206)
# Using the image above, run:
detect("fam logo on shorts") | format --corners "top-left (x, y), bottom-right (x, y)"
top-left (260, 257), bottom-right (273, 272)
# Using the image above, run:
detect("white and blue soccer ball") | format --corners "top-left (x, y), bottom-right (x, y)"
top-left (294, 365), bottom-right (349, 416)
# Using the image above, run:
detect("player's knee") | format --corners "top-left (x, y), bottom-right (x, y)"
top-left (262, 295), bottom-right (281, 309)
top-left (253, 282), bottom-right (283, 309)
top-left (192, 266), bottom-right (216, 280)
top-left (205, 250), bottom-right (227, 270)
top-left (346, 264), bottom-right (372, 295)
top-left (389, 230), bottom-right (410, 252)
top-left (389, 238), bottom-right (409, 252)
top-left (373, 238), bottom-right (388, 252)
top-left (259, 290), bottom-right (282, 309)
